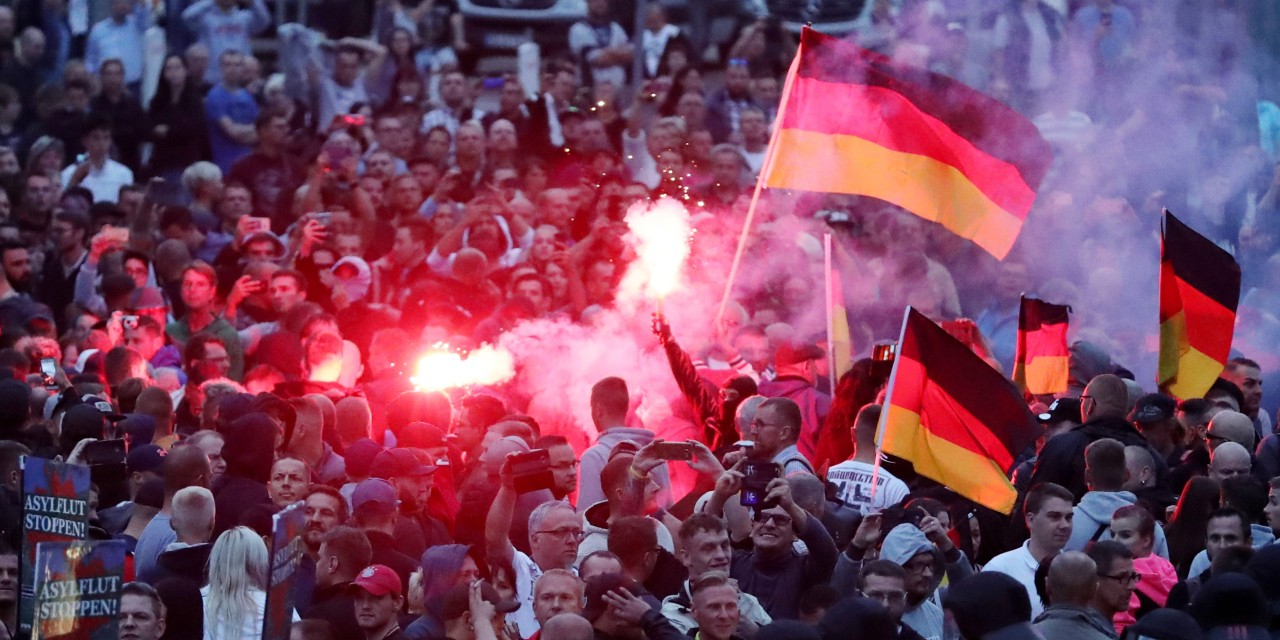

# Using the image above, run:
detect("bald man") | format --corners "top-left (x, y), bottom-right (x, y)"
top-left (1033, 552), bottom-right (1112, 640)
top-left (1207, 411), bottom-right (1256, 451)
top-left (541, 614), bottom-right (594, 640)
top-left (1209, 442), bottom-right (1252, 483)
top-left (1032, 374), bottom-right (1166, 499)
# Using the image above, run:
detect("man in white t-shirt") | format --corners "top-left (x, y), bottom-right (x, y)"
top-left (487, 461), bottom-right (580, 639)
top-left (826, 404), bottom-right (909, 515)
top-left (568, 0), bottom-right (633, 90)
top-left (982, 482), bottom-right (1074, 619)
top-left (61, 112), bottom-right (133, 203)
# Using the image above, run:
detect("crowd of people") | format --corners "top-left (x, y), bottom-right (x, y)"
top-left (0, 0), bottom-right (1276, 639)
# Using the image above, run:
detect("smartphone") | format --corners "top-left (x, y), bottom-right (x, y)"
top-left (40, 358), bottom-right (56, 388)
top-left (507, 449), bottom-right (555, 494)
top-left (651, 441), bottom-right (694, 461)
top-left (122, 315), bottom-right (139, 330)
top-left (244, 217), bottom-right (271, 235)
top-left (144, 178), bottom-right (186, 208)
top-left (102, 225), bottom-right (130, 245)
top-left (82, 439), bottom-right (127, 466)
top-left (739, 460), bottom-right (781, 507)
top-left (311, 211), bottom-right (332, 226)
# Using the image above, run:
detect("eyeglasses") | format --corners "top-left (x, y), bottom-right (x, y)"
top-left (536, 528), bottom-right (584, 541)
top-left (1206, 433), bottom-right (1228, 444)
top-left (754, 512), bottom-right (792, 527)
top-left (1098, 572), bottom-right (1142, 585)
top-left (862, 590), bottom-right (907, 605)
top-left (902, 559), bottom-right (935, 574)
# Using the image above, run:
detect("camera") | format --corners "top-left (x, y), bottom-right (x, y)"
top-left (507, 449), bottom-right (556, 494)
top-left (740, 460), bottom-right (781, 507)
top-left (123, 316), bottom-right (139, 330)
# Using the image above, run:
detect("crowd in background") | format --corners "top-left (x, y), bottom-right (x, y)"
top-left (0, 0), bottom-right (1275, 639)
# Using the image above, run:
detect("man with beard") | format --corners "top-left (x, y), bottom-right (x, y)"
top-left (36, 210), bottom-right (88, 332)
top-left (17, 173), bottom-right (57, 244)
top-left (0, 241), bottom-right (40, 333)
top-left (302, 526), bottom-right (370, 639)
top-left (293, 485), bottom-right (349, 611)
top-left (371, 448), bottom-right (449, 559)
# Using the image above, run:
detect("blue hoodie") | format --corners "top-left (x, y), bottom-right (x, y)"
top-left (1065, 490), bottom-right (1169, 558)
top-left (405, 544), bottom-right (473, 640)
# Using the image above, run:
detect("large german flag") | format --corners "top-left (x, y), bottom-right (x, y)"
top-left (1013, 296), bottom-right (1071, 395)
top-left (877, 308), bottom-right (1040, 514)
top-left (1158, 211), bottom-right (1241, 399)
top-left (761, 27), bottom-right (1052, 259)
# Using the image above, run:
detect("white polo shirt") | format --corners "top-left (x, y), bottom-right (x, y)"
top-left (982, 540), bottom-right (1045, 619)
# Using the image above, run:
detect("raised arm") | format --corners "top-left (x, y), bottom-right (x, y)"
top-left (653, 314), bottom-right (721, 446)
top-left (484, 457), bottom-right (518, 568)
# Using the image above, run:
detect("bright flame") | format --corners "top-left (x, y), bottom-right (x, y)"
top-left (411, 344), bottom-right (516, 391)
top-left (624, 198), bottom-right (693, 301)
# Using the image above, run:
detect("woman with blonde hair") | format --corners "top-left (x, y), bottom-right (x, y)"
top-left (201, 526), bottom-right (270, 640)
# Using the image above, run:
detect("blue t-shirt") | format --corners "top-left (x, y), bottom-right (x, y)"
top-left (204, 85), bottom-right (259, 172)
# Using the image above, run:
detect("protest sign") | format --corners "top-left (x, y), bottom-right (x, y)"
top-left (19, 457), bottom-right (91, 635)
top-left (31, 540), bottom-right (126, 640)
top-left (263, 501), bottom-right (305, 640)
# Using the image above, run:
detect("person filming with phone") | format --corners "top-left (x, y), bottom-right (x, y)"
top-left (703, 461), bottom-right (837, 620)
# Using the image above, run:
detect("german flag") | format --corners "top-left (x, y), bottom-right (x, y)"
top-left (877, 308), bottom-right (1040, 514)
top-left (1013, 296), bottom-right (1071, 395)
top-left (1158, 211), bottom-right (1241, 399)
top-left (761, 27), bottom-right (1052, 260)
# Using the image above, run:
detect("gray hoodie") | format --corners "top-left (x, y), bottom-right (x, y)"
top-left (1032, 604), bottom-right (1117, 640)
top-left (833, 524), bottom-right (973, 640)
top-left (577, 427), bottom-right (671, 511)
top-left (1065, 490), bottom-right (1169, 558)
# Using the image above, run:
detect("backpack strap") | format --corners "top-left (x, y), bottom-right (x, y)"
top-left (1090, 522), bottom-right (1109, 542)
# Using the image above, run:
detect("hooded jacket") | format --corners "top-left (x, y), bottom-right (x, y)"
top-left (405, 544), bottom-right (472, 640)
top-left (1032, 605), bottom-right (1116, 640)
top-left (578, 427), bottom-right (670, 511)
top-left (831, 524), bottom-right (975, 637)
top-left (213, 412), bottom-right (276, 535)
top-left (1113, 554), bottom-right (1178, 632)
top-left (1065, 490), bottom-right (1170, 558)
top-left (878, 524), bottom-right (952, 640)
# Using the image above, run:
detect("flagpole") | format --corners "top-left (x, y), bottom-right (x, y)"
top-left (823, 233), bottom-right (837, 396)
top-left (871, 306), bottom-right (913, 499)
top-left (715, 28), bottom-right (807, 326)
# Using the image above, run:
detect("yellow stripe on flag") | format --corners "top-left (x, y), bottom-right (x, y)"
top-left (880, 404), bottom-right (1020, 514)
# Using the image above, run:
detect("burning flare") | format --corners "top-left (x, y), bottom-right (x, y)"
top-left (623, 198), bottom-right (694, 304)
top-left (411, 344), bottom-right (515, 391)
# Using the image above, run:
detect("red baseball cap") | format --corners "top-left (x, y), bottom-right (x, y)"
top-left (350, 565), bottom-right (402, 597)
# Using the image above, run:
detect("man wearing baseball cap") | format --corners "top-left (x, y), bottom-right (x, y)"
top-left (350, 479), bottom-right (417, 589)
top-left (371, 448), bottom-right (449, 554)
top-left (350, 564), bottom-right (406, 640)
